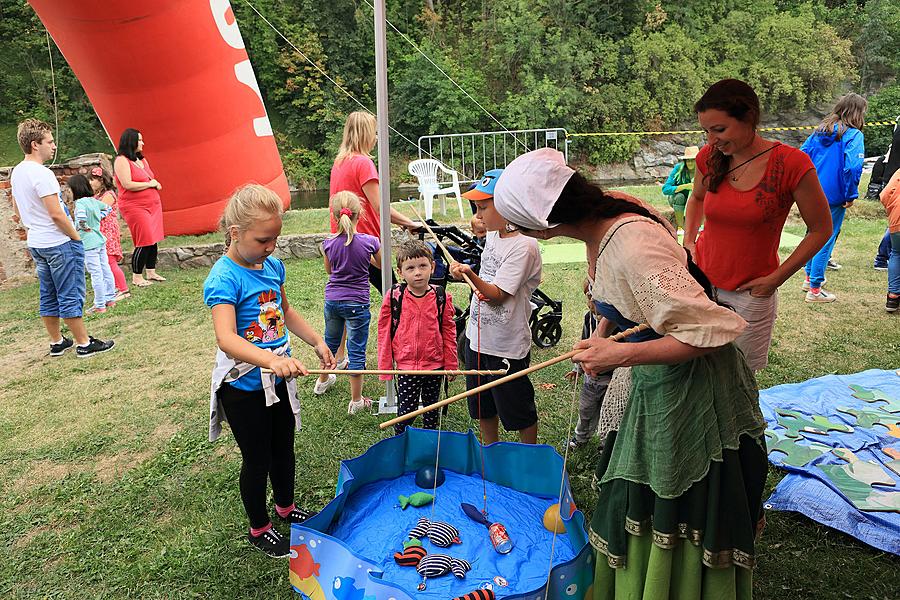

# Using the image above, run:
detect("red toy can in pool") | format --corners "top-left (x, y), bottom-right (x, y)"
top-left (489, 522), bottom-right (513, 554)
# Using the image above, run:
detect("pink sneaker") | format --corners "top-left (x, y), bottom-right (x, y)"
top-left (87, 306), bottom-right (107, 315)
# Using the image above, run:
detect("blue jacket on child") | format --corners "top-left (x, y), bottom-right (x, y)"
top-left (800, 125), bottom-right (864, 206)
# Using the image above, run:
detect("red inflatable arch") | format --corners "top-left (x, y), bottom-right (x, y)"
top-left (28, 0), bottom-right (291, 235)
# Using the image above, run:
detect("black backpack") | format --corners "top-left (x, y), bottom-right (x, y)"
top-left (389, 283), bottom-right (448, 340)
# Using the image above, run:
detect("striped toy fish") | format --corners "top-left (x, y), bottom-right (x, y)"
top-left (408, 517), bottom-right (461, 547)
top-left (415, 553), bottom-right (471, 579)
top-left (393, 545), bottom-right (427, 567)
top-left (451, 590), bottom-right (495, 600)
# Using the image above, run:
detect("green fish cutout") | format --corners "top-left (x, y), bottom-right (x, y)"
top-left (399, 492), bottom-right (434, 510)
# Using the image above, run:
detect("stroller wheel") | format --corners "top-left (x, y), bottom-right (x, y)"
top-left (532, 317), bottom-right (562, 349)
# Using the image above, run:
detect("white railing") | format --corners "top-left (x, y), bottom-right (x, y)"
top-left (418, 128), bottom-right (569, 183)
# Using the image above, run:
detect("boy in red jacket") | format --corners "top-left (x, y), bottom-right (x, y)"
top-left (378, 240), bottom-right (458, 434)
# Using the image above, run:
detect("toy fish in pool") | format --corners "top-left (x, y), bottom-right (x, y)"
top-left (399, 492), bottom-right (434, 510)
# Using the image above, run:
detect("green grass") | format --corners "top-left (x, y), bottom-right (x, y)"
top-left (0, 188), bottom-right (897, 598)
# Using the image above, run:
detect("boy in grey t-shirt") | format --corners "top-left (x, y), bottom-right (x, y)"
top-left (450, 169), bottom-right (542, 444)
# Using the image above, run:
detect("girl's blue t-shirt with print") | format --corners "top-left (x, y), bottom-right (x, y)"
top-left (204, 255), bottom-right (290, 391)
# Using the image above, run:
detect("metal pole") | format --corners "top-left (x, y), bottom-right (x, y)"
top-left (374, 0), bottom-right (396, 414)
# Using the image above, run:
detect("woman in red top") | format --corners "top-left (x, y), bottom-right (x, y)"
top-left (114, 128), bottom-right (165, 288)
top-left (330, 111), bottom-right (420, 293)
top-left (684, 80), bottom-right (831, 371)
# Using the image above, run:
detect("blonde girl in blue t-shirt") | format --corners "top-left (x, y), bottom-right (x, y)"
top-left (204, 184), bottom-right (336, 558)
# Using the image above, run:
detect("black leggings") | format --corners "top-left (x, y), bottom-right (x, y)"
top-left (394, 374), bottom-right (443, 435)
top-left (131, 243), bottom-right (158, 275)
top-left (218, 381), bottom-right (295, 528)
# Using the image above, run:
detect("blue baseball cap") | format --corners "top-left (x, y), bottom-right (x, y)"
top-left (462, 168), bottom-right (503, 200)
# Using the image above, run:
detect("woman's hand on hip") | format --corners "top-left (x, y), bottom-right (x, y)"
top-left (735, 274), bottom-right (779, 297)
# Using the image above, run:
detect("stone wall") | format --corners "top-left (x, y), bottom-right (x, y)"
top-left (138, 229), bottom-right (411, 271)
top-left (0, 153), bottom-right (113, 285)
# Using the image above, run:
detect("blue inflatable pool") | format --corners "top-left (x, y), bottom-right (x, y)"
top-left (289, 428), bottom-right (595, 599)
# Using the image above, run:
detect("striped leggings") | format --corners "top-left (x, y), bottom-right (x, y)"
top-left (131, 243), bottom-right (158, 275)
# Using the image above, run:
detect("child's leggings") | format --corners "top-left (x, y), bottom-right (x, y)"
top-left (107, 252), bottom-right (128, 292)
top-left (394, 374), bottom-right (442, 435)
top-left (84, 245), bottom-right (116, 309)
top-left (218, 380), bottom-right (295, 529)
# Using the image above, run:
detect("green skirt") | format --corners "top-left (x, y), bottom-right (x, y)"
top-left (589, 345), bottom-right (768, 599)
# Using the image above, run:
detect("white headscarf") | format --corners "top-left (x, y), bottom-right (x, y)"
top-left (493, 148), bottom-right (575, 230)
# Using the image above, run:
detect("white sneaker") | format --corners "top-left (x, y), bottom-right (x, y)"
top-left (347, 397), bottom-right (372, 415)
top-left (800, 277), bottom-right (825, 292)
top-left (805, 289), bottom-right (837, 303)
top-left (336, 357), bottom-right (350, 370)
top-left (313, 374), bottom-right (336, 395)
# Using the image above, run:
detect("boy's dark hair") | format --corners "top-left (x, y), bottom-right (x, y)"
top-left (117, 128), bottom-right (144, 161)
top-left (396, 240), bottom-right (434, 270)
top-left (67, 174), bottom-right (94, 201)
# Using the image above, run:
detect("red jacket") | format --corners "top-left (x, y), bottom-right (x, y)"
top-left (377, 285), bottom-right (458, 380)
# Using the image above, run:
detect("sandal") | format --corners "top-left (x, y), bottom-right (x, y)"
top-left (133, 279), bottom-right (153, 287)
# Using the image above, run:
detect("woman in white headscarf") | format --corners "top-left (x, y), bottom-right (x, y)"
top-left (494, 149), bottom-right (767, 599)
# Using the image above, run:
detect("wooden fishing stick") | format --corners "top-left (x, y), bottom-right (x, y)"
top-left (261, 367), bottom-right (508, 376)
top-left (379, 323), bottom-right (650, 429)
top-left (409, 205), bottom-right (478, 293)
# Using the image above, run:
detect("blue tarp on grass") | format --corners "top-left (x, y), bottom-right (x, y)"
top-left (760, 369), bottom-right (900, 555)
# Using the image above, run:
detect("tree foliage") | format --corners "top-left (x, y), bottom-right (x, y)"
top-left (0, 0), bottom-right (895, 182)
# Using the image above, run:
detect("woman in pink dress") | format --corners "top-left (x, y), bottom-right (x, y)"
top-left (114, 128), bottom-right (165, 287)
top-left (90, 165), bottom-right (129, 299)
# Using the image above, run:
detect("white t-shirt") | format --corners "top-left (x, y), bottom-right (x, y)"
top-left (466, 231), bottom-right (542, 359)
top-left (11, 160), bottom-right (68, 248)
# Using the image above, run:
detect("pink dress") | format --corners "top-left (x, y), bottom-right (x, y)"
top-left (116, 158), bottom-right (164, 247)
top-left (97, 190), bottom-right (123, 259)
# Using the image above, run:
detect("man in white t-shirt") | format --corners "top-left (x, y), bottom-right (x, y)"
top-left (11, 119), bottom-right (114, 358)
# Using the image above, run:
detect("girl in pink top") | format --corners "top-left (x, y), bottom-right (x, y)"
top-left (90, 165), bottom-right (129, 298)
top-left (114, 128), bottom-right (166, 288)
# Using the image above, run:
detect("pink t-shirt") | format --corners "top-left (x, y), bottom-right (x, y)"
top-left (329, 154), bottom-right (380, 237)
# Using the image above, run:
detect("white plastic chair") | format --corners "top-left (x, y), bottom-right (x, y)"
top-left (407, 159), bottom-right (464, 221)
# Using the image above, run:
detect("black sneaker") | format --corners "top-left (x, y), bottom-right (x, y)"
top-left (49, 336), bottom-right (74, 357)
top-left (248, 527), bottom-right (289, 558)
top-left (75, 337), bottom-right (115, 358)
top-left (276, 506), bottom-right (315, 524)
top-left (887, 294), bottom-right (899, 313)
top-left (567, 435), bottom-right (586, 450)
top-left (826, 259), bottom-right (842, 271)
top-left (874, 262), bottom-right (889, 271)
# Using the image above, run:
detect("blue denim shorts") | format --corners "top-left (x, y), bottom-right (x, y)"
top-left (30, 240), bottom-right (86, 319)
top-left (323, 300), bottom-right (371, 370)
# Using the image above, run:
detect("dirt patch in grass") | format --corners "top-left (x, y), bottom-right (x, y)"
top-left (12, 524), bottom-right (52, 550)
top-left (11, 460), bottom-right (89, 494)
top-left (93, 421), bottom-right (181, 483)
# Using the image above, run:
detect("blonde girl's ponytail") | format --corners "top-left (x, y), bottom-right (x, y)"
top-left (331, 191), bottom-right (362, 246)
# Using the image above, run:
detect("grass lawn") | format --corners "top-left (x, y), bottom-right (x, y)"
top-left (1, 188), bottom-right (897, 598)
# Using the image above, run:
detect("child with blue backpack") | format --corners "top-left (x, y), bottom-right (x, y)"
top-left (69, 174), bottom-right (117, 314)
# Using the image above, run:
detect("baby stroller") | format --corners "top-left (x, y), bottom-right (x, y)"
top-left (865, 116), bottom-right (900, 200)
top-left (418, 220), bottom-right (564, 362)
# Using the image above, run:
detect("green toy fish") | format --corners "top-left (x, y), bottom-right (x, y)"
top-left (399, 492), bottom-right (434, 510)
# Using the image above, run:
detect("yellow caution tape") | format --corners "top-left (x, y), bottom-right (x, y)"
top-left (568, 121), bottom-right (897, 138)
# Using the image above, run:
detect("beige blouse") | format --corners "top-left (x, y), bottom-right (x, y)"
top-left (589, 216), bottom-right (747, 348)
